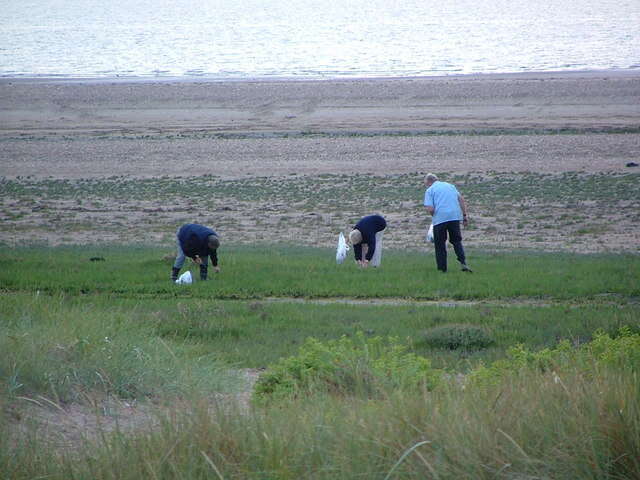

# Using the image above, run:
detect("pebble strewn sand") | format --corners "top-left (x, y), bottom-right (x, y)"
top-left (1, 72), bottom-right (639, 252)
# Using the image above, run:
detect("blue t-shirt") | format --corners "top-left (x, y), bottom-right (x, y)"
top-left (424, 181), bottom-right (462, 226)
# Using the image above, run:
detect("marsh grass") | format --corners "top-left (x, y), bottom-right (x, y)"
top-left (5, 172), bottom-right (640, 220)
top-left (3, 172), bottom-right (639, 206)
top-left (3, 364), bottom-right (638, 479)
top-left (1, 289), bottom-right (637, 401)
top-left (1, 244), bottom-right (638, 478)
top-left (420, 323), bottom-right (495, 350)
top-left (0, 293), bottom-right (239, 402)
top-left (0, 245), bottom-right (637, 395)
top-left (1, 244), bottom-right (638, 300)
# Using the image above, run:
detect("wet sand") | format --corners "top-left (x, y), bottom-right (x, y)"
top-left (1, 70), bottom-right (639, 179)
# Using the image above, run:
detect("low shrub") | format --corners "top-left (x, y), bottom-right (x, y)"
top-left (253, 332), bottom-right (442, 402)
top-left (469, 326), bottom-right (640, 387)
top-left (421, 323), bottom-right (494, 350)
top-left (155, 317), bottom-right (243, 341)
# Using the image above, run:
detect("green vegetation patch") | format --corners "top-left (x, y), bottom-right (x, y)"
top-left (2, 171), bottom-right (639, 212)
top-left (420, 323), bottom-right (494, 350)
top-left (1, 291), bottom-right (638, 403)
top-left (254, 333), bottom-right (442, 402)
top-left (0, 240), bottom-right (638, 478)
top-left (0, 294), bottom-right (239, 402)
top-left (469, 326), bottom-right (640, 387)
top-left (1, 245), bottom-right (638, 301)
top-left (3, 326), bottom-right (639, 480)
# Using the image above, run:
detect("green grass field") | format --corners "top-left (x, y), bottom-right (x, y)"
top-left (1, 245), bottom-right (638, 300)
top-left (1, 244), bottom-right (639, 479)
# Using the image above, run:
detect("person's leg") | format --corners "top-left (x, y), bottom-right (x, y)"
top-left (371, 231), bottom-right (383, 267)
top-left (447, 221), bottom-right (470, 270)
top-left (199, 255), bottom-right (209, 280)
top-left (432, 223), bottom-right (448, 272)
top-left (172, 230), bottom-right (186, 281)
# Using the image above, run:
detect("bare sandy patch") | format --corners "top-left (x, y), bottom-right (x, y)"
top-left (5, 369), bottom-right (262, 453)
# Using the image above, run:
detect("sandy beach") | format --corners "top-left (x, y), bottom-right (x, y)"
top-left (2, 70), bottom-right (640, 177)
top-left (1, 71), bottom-right (639, 252)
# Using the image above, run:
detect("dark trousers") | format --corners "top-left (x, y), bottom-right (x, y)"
top-left (433, 221), bottom-right (466, 272)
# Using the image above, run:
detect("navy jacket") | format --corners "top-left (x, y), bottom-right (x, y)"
top-left (177, 224), bottom-right (218, 266)
top-left (353, 215), bottom-right (387, 261)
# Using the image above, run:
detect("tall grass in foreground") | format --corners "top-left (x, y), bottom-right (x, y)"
top-left (2, 292), bottom-right (637, 401)
top-left (3, 365), bottom-right (638, 479)
top-left (0, 293), bottom-right (239, 402)
top-left (1, 245), bottom-right (638, 478)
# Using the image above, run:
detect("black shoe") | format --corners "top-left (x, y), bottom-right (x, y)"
top-left (171, 267), bottom-right (180, 282)
top-left (461, 264), bottom-right (473, 273)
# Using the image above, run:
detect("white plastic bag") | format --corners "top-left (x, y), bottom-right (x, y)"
top-left (426, 224), bottom-right (434, 243)
top-left (336, 232), bottom-right (350, 264)
top-left (175, 271), bottom-right (192, 284)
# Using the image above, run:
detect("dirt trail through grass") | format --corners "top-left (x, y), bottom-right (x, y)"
top-left (263, 295), bottom-right (638, 308)
top-left (264, 296), bottom-right (525, 307)
top-left (7, 369), bottom-right (262, 453)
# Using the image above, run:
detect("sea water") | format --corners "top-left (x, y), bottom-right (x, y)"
top-left (1, 0), bottom-right (638, 78)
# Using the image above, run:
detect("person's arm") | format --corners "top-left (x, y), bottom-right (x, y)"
top-left (364, 236), bottom-right (376, 262)
top-left (211, 249), bottom-right (220, 273)
top-left (424, 189), bottom-right (435, 215)
top-left (353, 243), bottom-right (362, 262)
top-left (458, 194), bottom-right (468, 227)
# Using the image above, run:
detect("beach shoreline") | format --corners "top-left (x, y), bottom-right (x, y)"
top-left (2, 67), bottom-right (640, 84)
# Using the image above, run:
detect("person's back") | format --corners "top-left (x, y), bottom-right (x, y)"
top-left (178, 223), bottom-right (216, 257)
top-left (350, 214), bottom-right (387, 267)
top-left (354, 215), bottom-right (387, 243)
top-left (425, 181), bottom-right (462, 226)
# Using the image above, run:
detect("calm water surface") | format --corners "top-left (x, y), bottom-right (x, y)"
top-left (1, 0), bottom-right (639, 78)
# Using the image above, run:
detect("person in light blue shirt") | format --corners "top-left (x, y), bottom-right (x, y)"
top-left (423, 173), bottom-right (472, 273)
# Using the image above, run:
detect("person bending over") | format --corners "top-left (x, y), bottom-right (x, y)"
top-left (171, 223), bottom-right (220, 282)
top-left (349, 214), bottom-right (387, 268)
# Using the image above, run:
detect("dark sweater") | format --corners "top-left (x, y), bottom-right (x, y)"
top-left (177, 224), bottom-right (218, 267)
top-left (353, 215), bottom-right (387, 261)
